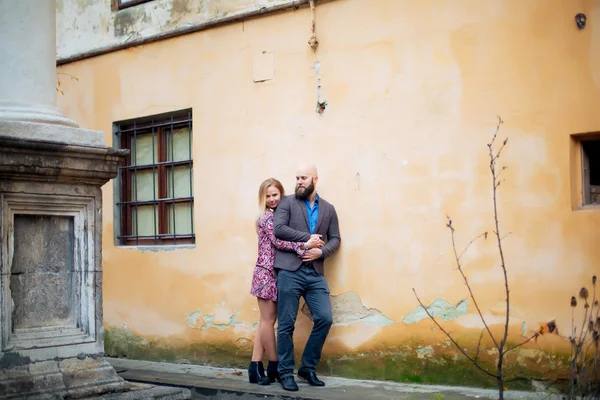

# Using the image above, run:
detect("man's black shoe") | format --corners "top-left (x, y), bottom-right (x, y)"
top-left (297, 369), bottom-right (325, 387)
top-left (280, 376), bottom-right (299, 391)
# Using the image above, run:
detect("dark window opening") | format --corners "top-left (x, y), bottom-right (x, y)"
top-left (582, 140), bottom-right (600, 205)
top-left (115, 110), bottom-right (194, 246)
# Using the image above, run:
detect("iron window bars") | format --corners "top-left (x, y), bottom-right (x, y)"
top-left (116, 110), bottom-right (194, 246)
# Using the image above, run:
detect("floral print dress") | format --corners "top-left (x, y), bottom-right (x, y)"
top-left (250, 209), bottom-right (306, 301)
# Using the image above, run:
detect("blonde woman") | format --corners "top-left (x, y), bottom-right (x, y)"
top-left (249, 178), bottom-right (324, 385)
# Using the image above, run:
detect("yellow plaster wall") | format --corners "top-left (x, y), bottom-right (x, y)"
top-left (56, 0), bottom-right (600, 382)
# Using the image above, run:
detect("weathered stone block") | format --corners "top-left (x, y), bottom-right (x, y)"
top-left (10, 215), bottom-right (74, 329)
top-left (0, 137), bottom-right (189, 399)
top-left (11, 272), bottom-right (73, 328)
top-left (12, 215), bottom-right (74, 273)
top-left (10, 213), bottom-right (75, 329)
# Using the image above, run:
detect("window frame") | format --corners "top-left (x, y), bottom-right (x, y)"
top-left (113, 0), bottom-right (154, 11)
top-left (581, 139), bottom-right (600, 207)
top-left (115, 110), bottom-right (195, 246)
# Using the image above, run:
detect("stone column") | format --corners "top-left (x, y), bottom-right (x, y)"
top-left (0, 1), bottom-right (189, 398)
top-left (0, 0), bottom-right (76, 127)
top-left (0, 0), bottom-right (104, 146)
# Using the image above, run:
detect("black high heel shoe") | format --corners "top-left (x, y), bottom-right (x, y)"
top-left (248, 361), bottom-right (270, 385)
top-left (266, 361), bottom-right (280, 383)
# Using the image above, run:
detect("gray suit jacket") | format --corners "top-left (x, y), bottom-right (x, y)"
top-left (273, 194), bottom-right (341, 276)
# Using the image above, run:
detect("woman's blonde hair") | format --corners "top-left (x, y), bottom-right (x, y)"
top-left (257, 178), bottom-right (285, 226)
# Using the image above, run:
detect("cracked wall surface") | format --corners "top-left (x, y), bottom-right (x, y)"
top-left (302, 291), bottom-right (395, 327)
top-left (402, 298), bottom-right (468, 324)
top-left (56, 0), bottom-right (317, 62)
top-left (55, 0), bottom-right (600, 387)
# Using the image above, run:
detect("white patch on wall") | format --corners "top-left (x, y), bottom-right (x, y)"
top-left (336, 325), bottom-right (382, 350)
top-left (456, 312), bottom-right (520, 329)
top-left (104, 300), bottom-right (185, 336)
top-left (253, 51), bottom-right (275, 83)
top-left (186, 311), bottom-right (202, 328)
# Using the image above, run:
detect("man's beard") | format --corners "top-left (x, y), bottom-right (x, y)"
top-left (295, 179), bottom-right (315, 200)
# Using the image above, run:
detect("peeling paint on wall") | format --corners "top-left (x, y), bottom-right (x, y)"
top-left (235, 337), bottom-right (251, 349)
top-left (201, 314), bottom-right (241, 331)
top-left (186, 311), bottom-right (202, 328)
top-left (56, 0), bottom-right (321, 62)
top-left (302, 292), bottom-right (395, 327)
top-left (186, 304), bottom-right (252, 332)
top-left (402, 299), bottom-right (468, 325)
top-left (314, 68), bottom-right (327, 116)
top-left (416, 345), bottom-right (435, 359)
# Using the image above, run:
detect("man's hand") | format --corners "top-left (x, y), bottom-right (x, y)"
top-left (305, 234), bottom-right (325, 249)
top-left (302, 248), bottom-right (323, 262)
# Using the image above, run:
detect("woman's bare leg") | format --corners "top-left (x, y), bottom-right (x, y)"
top-left (257, 298), bottom-right (278, 361)
top-left (251, 299), bottom-right (265, 362)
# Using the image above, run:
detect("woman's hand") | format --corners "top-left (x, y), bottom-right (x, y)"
top-left (305, 234), bottom-right (325, 249)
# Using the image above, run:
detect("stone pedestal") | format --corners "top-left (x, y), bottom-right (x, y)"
top-left (0, 1), bottom-right (190, 398)
top-left (0, 136), bottom-right (191, 399)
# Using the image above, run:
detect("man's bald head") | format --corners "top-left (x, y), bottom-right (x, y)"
top-left (295, 163), bottom-right (319, 200)
top-left (296, 163), bottom-right (318, 179)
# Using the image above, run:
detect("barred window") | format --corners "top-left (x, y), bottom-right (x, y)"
top-left (115, 110), bottom-right (194, 246)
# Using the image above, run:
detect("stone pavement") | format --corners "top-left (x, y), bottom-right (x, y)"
top-left (106, 358), bottom-right (558, 400)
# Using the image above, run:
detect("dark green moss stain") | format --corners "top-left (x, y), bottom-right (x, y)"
top-left (171, 0), bottom-right (192, 19)
top-left (319, 353), bottom-right (497, 388)
top-left (105, 328), bottom-right (250, 367)
top-left (114, 10), bottom-right (137, 37)
top-left (0, 352), bottom-right (31, 369)
top-left (104, 327), bottom-right (570, 390)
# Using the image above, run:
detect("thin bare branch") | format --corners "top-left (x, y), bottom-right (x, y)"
top-left (448, 222), bottom-right (500, 349)
top-left (500, 232), bottom-right (513, 241)
top-left (487, 120), bottom-right (510, 358)
top-left (487, 116), bottom-right (504, 149)
top-left (412, 289), bottom-right (497, 378)
top-left (457, 231), bottom-right (488, 261)
top-left (494, 167), bottom-right (508, 182)
top-left (503, 332), bottom-right (540, 355)
top-left (420, 117), bottom-right (516, 400)
top-left (583, 339), bottom-right (595, 362)
top-left (572, 308), bottom-right (576, 339)
top-left (578, 306), bottom-right (589, 347)
top-left (474, 329), bottom-right (485, 364)
top-left (493, 139), bottom-right (509, 162)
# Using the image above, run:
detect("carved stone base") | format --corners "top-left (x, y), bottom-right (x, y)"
top-left (0, 355), bottom-right (190, 399)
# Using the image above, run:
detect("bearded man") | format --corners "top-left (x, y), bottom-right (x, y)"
top-left (272, 163), bottom-right (341, 392)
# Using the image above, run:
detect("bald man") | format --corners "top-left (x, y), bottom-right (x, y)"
top-left (272, 164), bottom-right (341, 391)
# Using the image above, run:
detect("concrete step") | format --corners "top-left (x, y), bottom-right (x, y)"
top-left (106, 357), bottom-right (555, 400)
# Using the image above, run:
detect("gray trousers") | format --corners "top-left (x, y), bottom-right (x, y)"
top-left (276, 264), bottom-right (333, 378)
